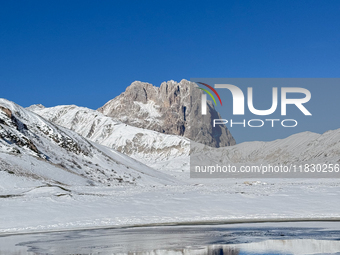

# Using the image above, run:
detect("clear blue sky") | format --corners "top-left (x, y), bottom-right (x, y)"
top-left (0, 0), bottom-right (339, 141)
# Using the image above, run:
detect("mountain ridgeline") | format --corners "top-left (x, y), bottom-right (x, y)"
top-left (98, 79), bottom-right (236, 148)
top-left (0, 99), bottom-right (176, 187)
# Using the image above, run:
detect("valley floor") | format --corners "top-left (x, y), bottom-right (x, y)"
top-left (1, 175), bottom-right (340, 235)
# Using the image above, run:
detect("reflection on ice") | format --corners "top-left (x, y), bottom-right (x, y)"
top-left (114, 247), bottom-right (240, 255)
top-left (234, 239), bottom-right (340, 255)
top-left (113, 239), bottom-right (340, 255)
top-left (2, 223), bottom-right (340, 255)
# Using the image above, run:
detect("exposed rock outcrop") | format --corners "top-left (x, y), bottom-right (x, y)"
top-left (98, 79), bottom-right (236, 147)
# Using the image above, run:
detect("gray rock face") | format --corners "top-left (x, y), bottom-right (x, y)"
top-left (98, 79), bottom-right (236, 148)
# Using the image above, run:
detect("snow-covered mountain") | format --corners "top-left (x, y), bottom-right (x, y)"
top-left (29, 102), bottom-right (340, 175)
top-left (0, 98), bottom-right (176, 191)
top-left (191, 128), bottom-right (340, 165)
top-left (2, 97), bottom-right (340, 235)
top-left (97, 79), bottom-right (236, 148)
top-left (29, 104), bottom-right (190, 164)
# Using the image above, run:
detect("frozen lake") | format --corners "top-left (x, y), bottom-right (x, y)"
top-left (1, 221), bottom-right (340, 255)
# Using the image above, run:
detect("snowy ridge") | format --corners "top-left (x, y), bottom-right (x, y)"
top-left (29, 104), bottom-right (190, 165)
top-left (0, 98), bottom-right (177, 191)
top-left (192, 128), bottom-right (340, 166)
top-left (31, 103), bottom-right (340, 173)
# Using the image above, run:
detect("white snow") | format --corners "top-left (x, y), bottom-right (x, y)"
top-left (1, 177), bottom-right (340, 234)
top-left (0, 98), bottom-right (339, 235)
top-left (134, 100), bottom-right (162, 118)
top-left (29, 104), bottom-right (189, 164)
top-left (0, 98), bottom-right (178, 188)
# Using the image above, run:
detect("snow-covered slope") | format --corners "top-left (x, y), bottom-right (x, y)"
top-left (1, 99), bottom-right (340, 235)
top-left (191, 128), bottom-right (340, 167)
top-left (29, 104), bottom-right (190, 165)
top-left (30, 103), bottom-right (340, 175)
top-left (0, 98), bottom-right (176, 191)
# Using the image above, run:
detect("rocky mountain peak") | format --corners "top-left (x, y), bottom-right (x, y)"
top-left (98, 79), bottom-right (236, 148)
